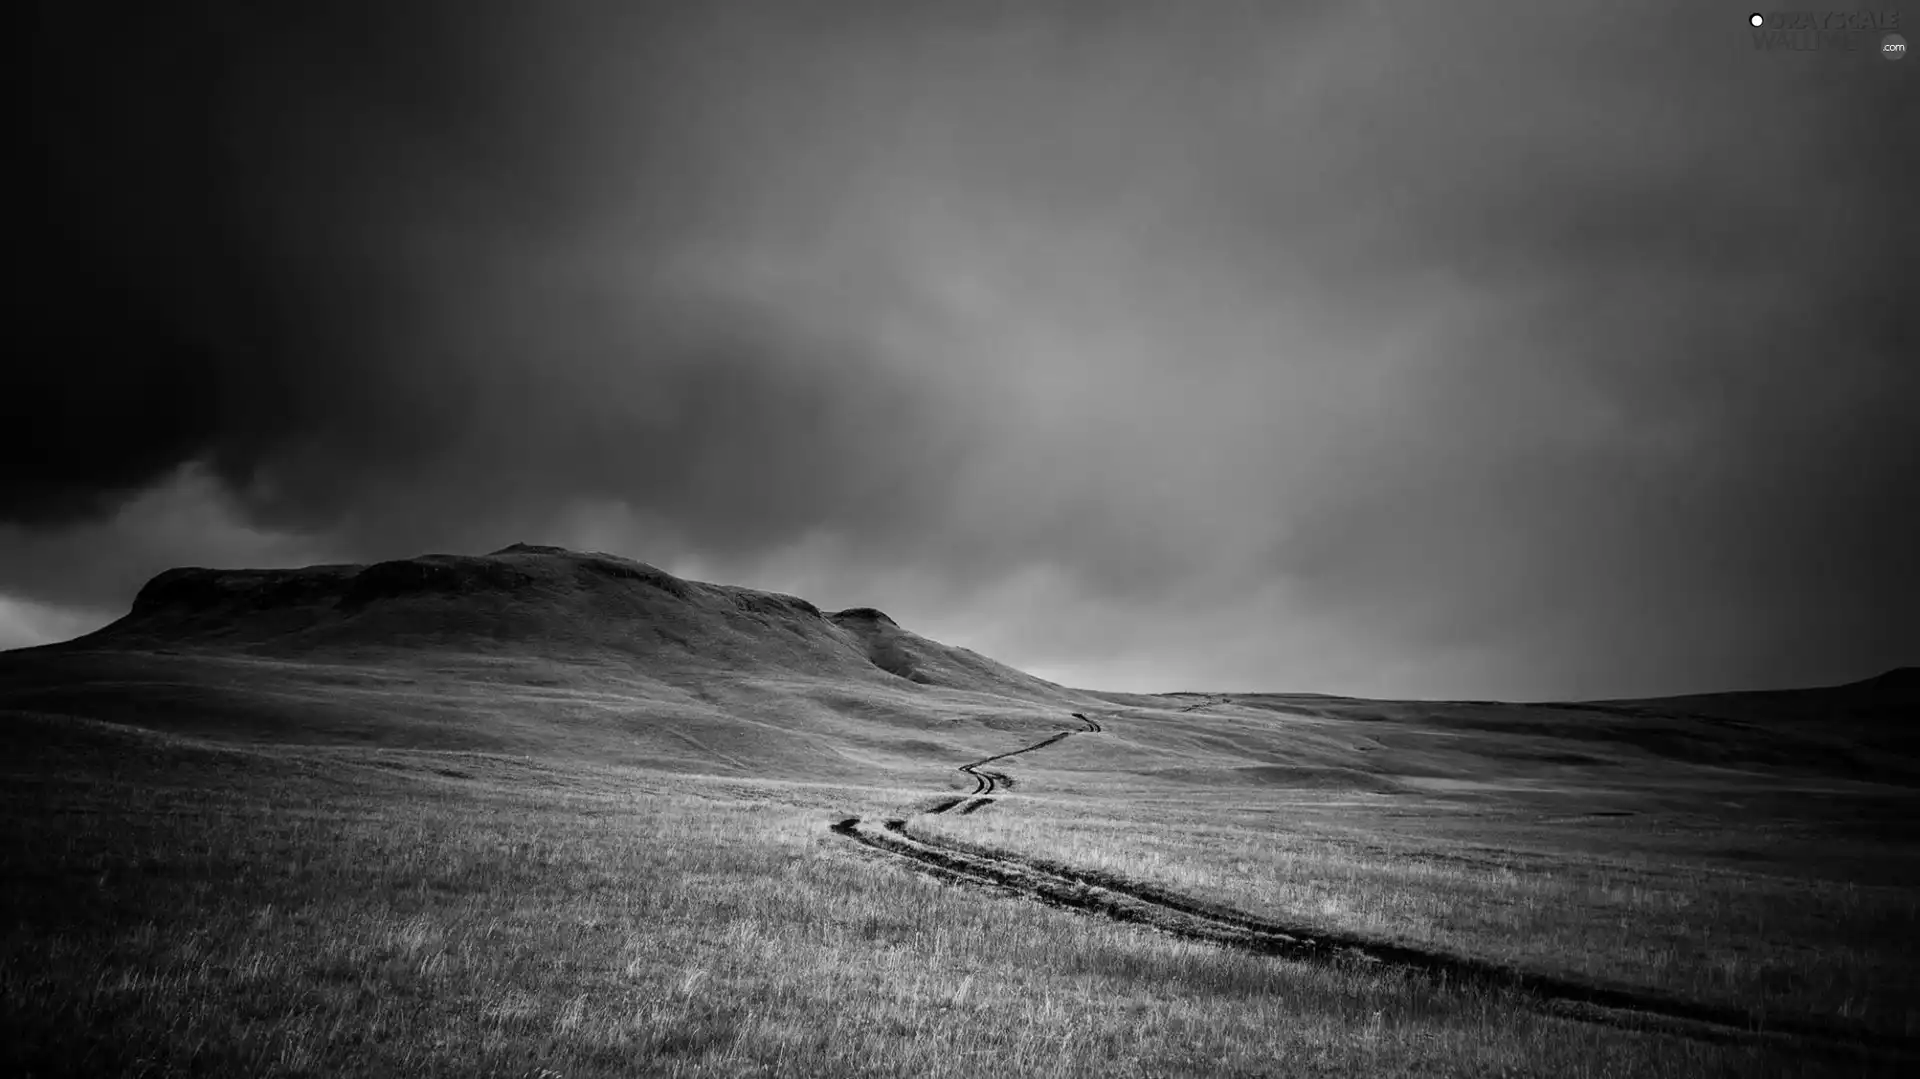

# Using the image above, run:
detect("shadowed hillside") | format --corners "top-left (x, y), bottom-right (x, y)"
top-left (830, 606), bottom-right (1066, 700)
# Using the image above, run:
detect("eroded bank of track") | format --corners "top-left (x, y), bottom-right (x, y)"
top-left (830, 705), bottom-right (1914, 1059)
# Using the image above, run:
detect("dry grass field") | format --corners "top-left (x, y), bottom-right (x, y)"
top-left (8, 714), bottom-right (1894, 1079)
top-left (915, 780), bottom-right (1919, 1039)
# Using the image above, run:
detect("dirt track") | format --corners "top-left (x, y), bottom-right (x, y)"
top-left (922, 729), bottom-right (1073, 816)
top-left (831, 704), bottom-right (1915, 1059)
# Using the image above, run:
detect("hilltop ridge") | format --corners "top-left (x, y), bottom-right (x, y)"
top-left (65, 545), bottom-right (1063, 700)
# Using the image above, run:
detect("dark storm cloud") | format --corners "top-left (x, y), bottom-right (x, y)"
top-left (10, 1), bottom-right (1916, 696)
top-left (16, 1), bottom-right (977, 564)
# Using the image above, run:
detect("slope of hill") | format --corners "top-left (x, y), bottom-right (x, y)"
top-left (0, 545), bottom-right (1086, 774)
top-left (78, 543), bottom-right (1035, 688)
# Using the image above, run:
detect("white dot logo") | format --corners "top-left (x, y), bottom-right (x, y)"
top-left (1886, 32), bottom-right (1908, 59)
top-left (1749, 12), bottom-right (1764, 27)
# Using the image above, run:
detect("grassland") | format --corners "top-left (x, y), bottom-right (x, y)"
top-left (915, 778), bottom-right (1919, 1040)
top-left (6, 705), bottom-right (1914, 1077)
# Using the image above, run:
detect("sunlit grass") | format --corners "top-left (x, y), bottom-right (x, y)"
top-left (916, 789), bottom-right (1920, 1038)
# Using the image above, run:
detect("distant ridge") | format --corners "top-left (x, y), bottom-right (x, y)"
top-left (1592, 665), bottom-right (1920, 706)
top-left (1849, 666), bottom-right (1919, 694)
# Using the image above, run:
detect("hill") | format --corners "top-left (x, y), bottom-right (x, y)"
top-left (0, 544), bottom-right (1084, 775)
top-left (76, 542), bottom-right (1057, 694)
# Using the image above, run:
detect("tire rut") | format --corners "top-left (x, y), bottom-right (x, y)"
top-left (831, 710), bottom-right (1913, 1059)
top-left (930, 730), bottom-right (1073, 813)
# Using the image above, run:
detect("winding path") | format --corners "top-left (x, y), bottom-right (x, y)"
top-left (931, 730), bottom-right (1070, 815)
top-left (830, 703), bottom-right (1914, 1059)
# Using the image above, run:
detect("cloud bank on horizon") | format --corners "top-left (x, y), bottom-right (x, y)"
top-left (12, 1), bottom-right (1916, 699)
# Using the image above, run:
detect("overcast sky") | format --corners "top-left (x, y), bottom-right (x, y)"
top-left (12, 2), bottom-right (1915, 699)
